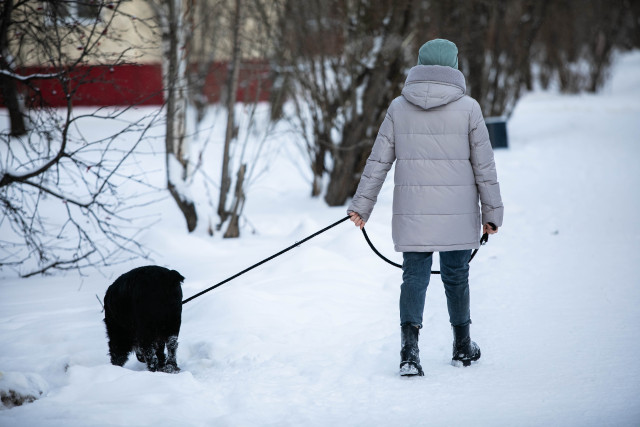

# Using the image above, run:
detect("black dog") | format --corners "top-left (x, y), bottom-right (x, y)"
top-left (104, 266), bottom-right (184, 373)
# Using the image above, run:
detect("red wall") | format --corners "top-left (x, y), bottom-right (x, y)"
top-left (199, 60), bottom-right (273, 104)
top-left (2, 61), bottom-right (272, 108)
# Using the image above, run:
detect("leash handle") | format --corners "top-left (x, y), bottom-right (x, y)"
top-left (478, 222), bottom-right (496, 246)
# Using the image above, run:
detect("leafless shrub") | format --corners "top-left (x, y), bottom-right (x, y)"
top-left (0, 0), bottom-right (165, 276)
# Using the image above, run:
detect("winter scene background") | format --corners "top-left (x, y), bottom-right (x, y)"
top-left (1, 49), bottom-right (638, 426)
top-left (2, 1), bottom-right (640, 424)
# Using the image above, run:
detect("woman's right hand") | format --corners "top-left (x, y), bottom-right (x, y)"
top-left (349, 212), bottom-right (366, 230)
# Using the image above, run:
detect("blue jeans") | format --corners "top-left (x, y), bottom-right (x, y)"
top-left (400, 250), bottom-right (472, 328)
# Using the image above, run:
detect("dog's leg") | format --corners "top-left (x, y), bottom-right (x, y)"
top-left (135, 348), bottom-right (145, 363)
top-left (155, 341), bottom-right (167, 370)
top-left (104, 314), bottom-right (132, 367)
top-left (163, 335), bottom-right (180, 373)
top-left (140, 342), bottom-right (160, 372)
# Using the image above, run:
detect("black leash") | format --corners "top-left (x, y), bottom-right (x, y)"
top-left (182, 216), bottom-right (493, 304)
top-left (361, 228), bottom-right (490, 274)
top-left (182, 215), bottom-right (351, 304)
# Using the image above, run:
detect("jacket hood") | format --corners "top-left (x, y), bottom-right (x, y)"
top-left (401, 65), bottom-right (466, 110)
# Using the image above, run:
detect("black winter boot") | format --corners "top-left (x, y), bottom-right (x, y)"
top-left (451, 323), bottom-right (481, 367)
top-left (400, 324), bottom-right (424, 377)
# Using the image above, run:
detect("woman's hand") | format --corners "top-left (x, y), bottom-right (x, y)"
top-left (483, 223), bottom-right (498, 235)
top-left (349, 212), bottom-right (366, 230)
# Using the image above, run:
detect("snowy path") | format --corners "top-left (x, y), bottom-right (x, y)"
top-left (1, 52), bottom-right (640, 426)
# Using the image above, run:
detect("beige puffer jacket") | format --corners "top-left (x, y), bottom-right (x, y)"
top-left (347, 65), bottom-right (504, 252)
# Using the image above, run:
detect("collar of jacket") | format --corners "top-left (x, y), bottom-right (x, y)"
top-left (404, 65), bottom-right (466, 93)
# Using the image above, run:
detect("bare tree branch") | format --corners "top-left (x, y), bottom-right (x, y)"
top-left (0, 0), bottom-right (166, 276)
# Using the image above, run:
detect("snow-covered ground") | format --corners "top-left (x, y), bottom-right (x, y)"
top-left (1, 51), bottom-right (640, 426)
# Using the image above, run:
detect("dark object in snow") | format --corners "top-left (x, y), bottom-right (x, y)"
top-left (0, 371), bottom-right (47, 409)
top-left (485, 116), bottom-right (509, 149)
top-left (1, 389), bottom-right (37, 408)
top-left (451, 323), bottom-right (481, 367)
top-left (104, 266), bottom-right (184, 373)
top-left (399, 324), bottom-right (424, 377)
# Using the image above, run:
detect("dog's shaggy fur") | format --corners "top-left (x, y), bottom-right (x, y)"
top-left (104, 266), bottom-right (184, 373)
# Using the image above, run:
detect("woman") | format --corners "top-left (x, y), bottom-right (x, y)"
top-left (347, 39), bottom-right (504, 376)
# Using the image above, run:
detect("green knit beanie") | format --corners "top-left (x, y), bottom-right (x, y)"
top-left (417, 39), bottom-right (459, 69)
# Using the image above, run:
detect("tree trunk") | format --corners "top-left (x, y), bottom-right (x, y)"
top-left (0, 75), bottom-right (26, 136)
top-left (223, 163), bottom-right (246, 238)
top-left (324, 121), bottom-right (368, 206)
top-left (310, 131), bottom-right (326, 197)
top-left (324, 2), bottom-right (412, 206)
top-left (162, 0), bottom-right (197, 232)
top-left (0, 0), bottom-right (26, 136)
top-left (168, 181), bottom-right (197, 232)
top-left (463, 0), bottom-right (491, 105)
top-left (218, 0), bottom-right (243, 226)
